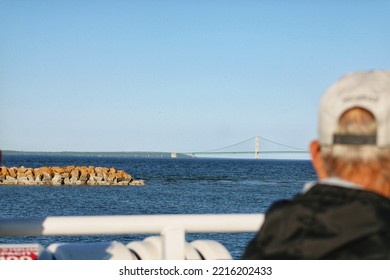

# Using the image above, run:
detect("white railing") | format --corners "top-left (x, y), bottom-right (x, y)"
top-left (0, 214), bottom-right (264, 260)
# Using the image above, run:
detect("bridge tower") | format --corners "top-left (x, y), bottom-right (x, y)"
top-left (255, 136), bottom-right (260, 160)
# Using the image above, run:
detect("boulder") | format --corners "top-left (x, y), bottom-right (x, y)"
top-left (70, 169), bottom-right (80, 180)
top-left (4, 176), bottom-right (17, 184)
top-left (63, 175), bottom-right (71, 185)
top-left (8, 167), bottom-right (17, 178)
top-left (18, 176), bottom-right (35, 186)
top-left (25, 168), bottom-right (34, 178)
top-left (34, 167), bottom-right (54, 182)
top-left (108, 167), bottom-right (116, 175)
top-left (0, 166), bottom-right (9, 177)
top-left (87, 166), bottom-right (95, 176)
top-left (52, 173), bottom-right (63, 186)
top-left (79, 167), bottom-right (89, 184)
top-left (64, 166), bottom-right (75, 174)
top-left (130, 179), bottom-right (145, 186)
top-left (17, 166), bottom-right (27, 174)
top-left (52, 166), bottom-right (66, 174)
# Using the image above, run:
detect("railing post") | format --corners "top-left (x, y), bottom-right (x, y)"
top-left (161, 226), bottom-right (185, 260)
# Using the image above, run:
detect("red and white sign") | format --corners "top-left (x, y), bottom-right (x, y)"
top-left (0, 244), bottom-right (41, 260)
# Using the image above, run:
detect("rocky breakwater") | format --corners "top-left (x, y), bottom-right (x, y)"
top-left (0, 166), bottom-right (144, 186)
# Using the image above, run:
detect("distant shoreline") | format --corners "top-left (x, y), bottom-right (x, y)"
top-left (2, 150), bottom-right (192, 158)
top-left (2, 151), bottom-right (310, 161)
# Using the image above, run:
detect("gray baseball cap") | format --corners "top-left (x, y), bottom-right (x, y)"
top-left (319, 70), bottom-right (390, 146)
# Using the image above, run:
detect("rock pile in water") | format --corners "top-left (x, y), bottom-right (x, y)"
top-left (0, 166), bottom-right (144, 186)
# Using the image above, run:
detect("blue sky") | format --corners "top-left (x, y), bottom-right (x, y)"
top-left (1, 1), bottom-right (390, 159)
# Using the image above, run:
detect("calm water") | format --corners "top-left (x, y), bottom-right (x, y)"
top-left (0, 155), bottom-right (317, 259)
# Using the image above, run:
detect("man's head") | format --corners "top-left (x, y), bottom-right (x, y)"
top-left (319, 70), bottom-right (390, 148)
top-left (310, 70), bottom-right (390, 197)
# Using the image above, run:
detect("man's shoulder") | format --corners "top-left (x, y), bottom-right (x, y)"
top-left (243, 183), bottom-right (390, 259)
top-left (300, 183), bottom-right (390, 206)
top-left (263, 183), bottom-right (390, 232)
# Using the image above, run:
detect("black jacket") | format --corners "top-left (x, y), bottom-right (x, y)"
top-left (242, 183), bottom-right (390, 259)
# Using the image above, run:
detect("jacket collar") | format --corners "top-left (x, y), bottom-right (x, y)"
top-left (303, 177), bottom-right (364, 193)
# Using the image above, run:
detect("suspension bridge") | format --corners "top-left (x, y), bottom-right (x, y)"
top-left (180, 136), bottom-right (309, 159)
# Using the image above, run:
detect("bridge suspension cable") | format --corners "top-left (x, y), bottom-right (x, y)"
top-left (258, 136), bottom-right (306, 151)
top-left (204, 136), bottom-right (255, 152)
top-left (184, 136), bottom-right (308, 158)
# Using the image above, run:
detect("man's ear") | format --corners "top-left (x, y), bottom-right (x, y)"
top-left (310, 140), bottom-right (328, 179)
